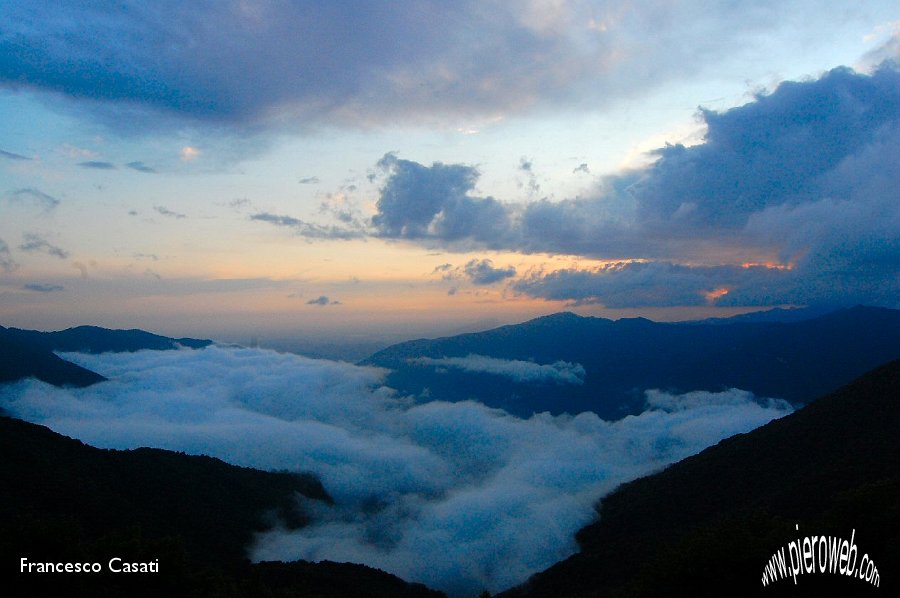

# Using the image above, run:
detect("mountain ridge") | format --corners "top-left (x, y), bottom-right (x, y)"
top-left (363, 305), bottom-right (900, 419)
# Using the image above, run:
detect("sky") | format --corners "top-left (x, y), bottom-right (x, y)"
top-left (1, 1), bottom-right (898, 348)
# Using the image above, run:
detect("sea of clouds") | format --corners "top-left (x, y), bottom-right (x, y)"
top-left (0, 345), bottom-right (792, 595)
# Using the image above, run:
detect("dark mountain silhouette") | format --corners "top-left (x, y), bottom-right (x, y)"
top-left (362, 306), bottom-right (900, 419)
top-left (0, 325), bottom-right (107, 387)
top-left (0, 324), bottom-right (212, 387)
top-left (5, 324), bottom-right (212, 353)
top-left (500, 359), bottom-right (900, 598)
top-left (0, 415), bottom-right (443, 598)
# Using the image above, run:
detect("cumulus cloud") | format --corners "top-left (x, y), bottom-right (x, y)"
top-left (0, 238), bottom-right (19, 273)
top-left (463, 258), bottom-right (516, 285)
top-left (78, 160), bottom-right (116, 169)
top-left (5, 187), bottom-right (60, 211)
top-left (23, 282), bottom-right (65, 292)
top-left (371, 65), bottom-right (900, 309)
top-left (372, 153), bottom-right (514, 246)
top-left (0, 1), bottom-right (829, 131)
top-left (412, 354), bottom-right (585, 385)
top-left (0, 346), bottom-right (791, 595)
top-left (19, 233), bottom-right (69, 259)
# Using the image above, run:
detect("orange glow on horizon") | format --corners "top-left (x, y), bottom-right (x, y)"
top-left (740, 261), bottom-right (793, 271)
top-left (703, 287), bottom-right (730, 303)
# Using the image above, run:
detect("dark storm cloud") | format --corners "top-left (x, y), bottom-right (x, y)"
top-left (126, 161), bottom-right (156, 173)
top-left (371, 65), bottom-right (900, 309)
top-left (463, 258), bottom-right (516, 285)
top-left (250, 212), bottom-right (364, 240)
top-left (78, 160), bottom-right (116, 170)
top-left (5, 187), bottom-right (60, 210)
top-left (0, 1), bottom-right (818, 131)
top-left (23, 282), bottom-right (64, 293)
top-left (19, 233), bottom-right (69, 259)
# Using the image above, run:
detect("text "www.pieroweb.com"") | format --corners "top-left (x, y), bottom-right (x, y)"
top-left (761, 526), bottom-right (879, 588)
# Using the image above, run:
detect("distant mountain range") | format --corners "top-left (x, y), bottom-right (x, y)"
top-left (500, 359), bottom-right (900, 597)
top-left (363, 306), bottom-right (900, 419)
top-left (0, 415), bottom-right (444, 598)
top-left (0, 325), bottom-right (212, 387)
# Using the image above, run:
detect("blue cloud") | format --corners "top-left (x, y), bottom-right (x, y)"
top-left (371, 65), bottom-right (900, 309)
top-left (0, 238), bottom-right (18, 273)
top-left (250, 212), bottom-right (364, 240)
top-left (23, 283), bottom-right (65, 293)
top-left (19, 233), bottom-right (69, 259)
top-left (125, 161), bottom-right (156, 173)
top-left (306, 295), bottom-right (340, 306)
top-left (0, 148), bottom-right (30, 160)
top-left (463, 259), bottom-right (516, 285)
top-left (78, 160), bottom-right (116, 170)
top-left (0, 1), bottom-right (841, 131)
top-left (372, 154), bottom-right (513, 245)
top-left (5, 187), bottom-right (60, 210)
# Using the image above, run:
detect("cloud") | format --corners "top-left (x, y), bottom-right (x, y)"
top-left (154, 205), bottom-right (186, 219)
top-left (250, 212), bottom-right (364, 240)
top-left (306, 295), bottom-right (340, 306)
top-left (370, 65), bottom-right (900, 309)
top-left (0, 238), bottom-right (19, 273)
top-left (372, 153), bottom-right (514, 245)
top-left (126, 161), bottom-right (156, 173)
top-left (78, 160), bottom-right (116, 169)
top-left (0, 148), bottom-right (30, 160)
top-left (19, 233), bottom-right (69, 259)
top-left (0, 346), bottom-right (792, 596)
top-left (572, 162), bottom-right (590, 174)
top-left (463, 258), bottom-right (516, 285)
top-left (23, 282), bottom-right (65, 293)
top-left (513, 261), bottom-right (789, 308)
top-left (412, 354), bottom-right (586, 385)
top-left (0, 1), bottom-right (805, 132)
top-left (299, 176), bottom-right (320, 185)
top-left (180, 146), bottom-right (200, 161)
top-left (5, 187), bottom-right (60, 210)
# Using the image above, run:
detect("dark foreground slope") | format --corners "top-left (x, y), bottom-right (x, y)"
top-left (0, 324), bottom-right (213, 388)
top-left (502, 360), bottom-right (900, 598)
top-left (0, 416), bottom-right (443, 598)
top-left (364, 306), bottom-right (900, 419)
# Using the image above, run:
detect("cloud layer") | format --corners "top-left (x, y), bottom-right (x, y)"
top-left (411, 354), bottom-right (586, 385)
top-left (0, 346), bottom-right (791, 595)
top-left (369, 65), bottom-right (900, 309)
top-left (0, 1), bottom-right (856, 131)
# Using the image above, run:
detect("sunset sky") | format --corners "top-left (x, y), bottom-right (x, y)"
top-left (1, 1), bottom-right (898, 348)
